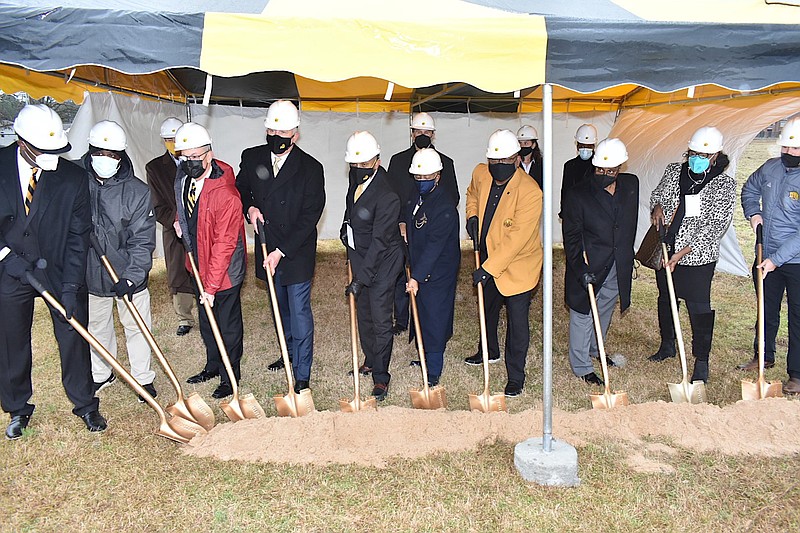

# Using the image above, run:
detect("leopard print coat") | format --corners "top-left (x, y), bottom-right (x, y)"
top-left (649, 162), bottom-right (736, 266)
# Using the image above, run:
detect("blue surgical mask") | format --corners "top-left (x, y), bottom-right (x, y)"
top-left (578, 148), bottom-right (593, 161)
top-left (416, 178), bottom-right (437, 195)
top-left (688, 155), bottom-right (710, 174)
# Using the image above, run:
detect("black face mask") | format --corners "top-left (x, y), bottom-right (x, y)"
top-left (781, 152), bottom-right (800, 168)
top-left (488, 162), bottom-right (516, 183)
top-left (519, 146), bottom-right (533, 157)
top-left (595, 172), bottom-right (617, 188)
top-left (267, 134), bottom-right (292, 155)
top-left (413, 134), bottom-right (432, 149)
top-left (349, 165), bottom-right (374, 186)
top-left (181, 159), bottom-right (206, 179)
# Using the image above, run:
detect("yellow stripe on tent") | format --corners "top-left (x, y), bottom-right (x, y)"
top-left (200, 13), bottom-right (547, 93)
top-left (0, 64), bottom-right (99, 103)
top-left (612, 0), bottom-right (800, 23)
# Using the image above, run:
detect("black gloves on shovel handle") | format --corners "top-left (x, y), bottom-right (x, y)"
top-left (113, 278), bottom-right (136, 300)
top-left (345, 278), bottom-right (364, 300)
top-left (581, 272), bottom-right (597, 289)
top-left (466, 216), bottom-right (479, 243)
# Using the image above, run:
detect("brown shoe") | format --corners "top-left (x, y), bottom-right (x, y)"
top-left (783, 377), bottom-right (800, 395)
top-left (737, 357), bottom-right (775, 371)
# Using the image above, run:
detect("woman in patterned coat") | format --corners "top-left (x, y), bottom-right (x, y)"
top-left (648, 126), bottom-right (736, 383)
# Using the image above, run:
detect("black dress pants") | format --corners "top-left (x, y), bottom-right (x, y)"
top-left (482, 278), bottom-right (532, 387)
top-left (196, 284), bottom-right (244, 385)
top-left (0, 275), bottom-right (98, 417)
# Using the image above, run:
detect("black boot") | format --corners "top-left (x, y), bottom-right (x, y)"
top-left (648, 297), bottom-right (677, 362)
top-left (689, 311), bottom-right (715, 383)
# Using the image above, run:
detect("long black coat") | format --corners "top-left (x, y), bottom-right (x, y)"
top-left (236, 144), bottom-right (325, 286)
top-left (342, 167), bottom-right (403, 285)
top-left (0, 145), bottom-right (91, 295)
top-left (562, 172), bottom-right (639, 315)
top-left (387, 145), bottom-right (459, 221)
top-left (407, 185), bottom-right (460, 352)
top-left (559, 155), bottom-right (594, 218)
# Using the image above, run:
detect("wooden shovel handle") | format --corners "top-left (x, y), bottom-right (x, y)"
top-left (406, 264), bottom-right (430, 391)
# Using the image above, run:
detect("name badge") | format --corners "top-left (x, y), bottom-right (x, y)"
top-left (684, 194), bottom-right (701, 218)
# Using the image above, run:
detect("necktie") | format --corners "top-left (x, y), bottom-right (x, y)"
top-left (354, 183), bottom-right (365, 202)
top-left (272, 157), bottom-right (280, 177)
top-left (25, 167), bottom-right (39, 216)
top-left (187, 180), bottom-right (197, 216)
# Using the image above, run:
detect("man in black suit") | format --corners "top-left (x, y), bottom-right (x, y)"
top-left (559, 123), bottom-right (597, 219)
top-left (342, 131), bottom-right (404, 401)
top-left (236, 100), bottom-right (325, 392)
top-left (0, 104), bottom-right (107, 440)
top-left (561, 138), bottom-right (639, 385)
top-left (146, 117), bottom-right (195, 336)
top-left (386, 112), bottom-right (458, 336)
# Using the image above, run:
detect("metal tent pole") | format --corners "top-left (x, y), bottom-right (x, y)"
top-left (541, 83), bottom-right (554, 452)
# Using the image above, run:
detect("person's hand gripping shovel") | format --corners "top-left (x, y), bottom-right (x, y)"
top-left (339, 261), bottom-right (377, 412)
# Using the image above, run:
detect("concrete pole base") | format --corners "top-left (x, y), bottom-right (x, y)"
top-left (514, 437), bottom-right (580, 487)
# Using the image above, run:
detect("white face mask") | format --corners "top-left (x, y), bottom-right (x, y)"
top-left (91, 155), bottom-right (120, 179)
top-left (578, 148), bottom-right (593, 161)
top-left (35, 153), bottom-right (60, 171)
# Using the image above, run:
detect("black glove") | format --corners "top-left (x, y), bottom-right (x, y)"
top-left (61, 288), bottom-right (79, 322)
top-left (340, 222), bottom-right (350, 249)
top-left (466, 216), bottom-right (479, 243)
top-left (2, 253), bottom-right (33, 281)
top-left (581, 272), bottom-right (597, 289)
top-left (112, 278), bottom-right (136, 300)
top-left (345, 279), bottom-right (364, 300)
top-left (472, 267), bottom-right (490, 287)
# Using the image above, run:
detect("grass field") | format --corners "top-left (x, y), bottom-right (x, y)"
top-left (1, 140), bottom-right (798, 532)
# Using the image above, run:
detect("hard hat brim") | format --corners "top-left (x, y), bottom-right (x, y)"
top-left (19, 136), bottom-right (71, 154)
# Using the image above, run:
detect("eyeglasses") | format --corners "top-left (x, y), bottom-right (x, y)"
top-left (687, 150), bottom-right (713, 159)
top-left (595, 167), bottom-right (619, 176)
top-left (179, 149), bottom-right (210, 162)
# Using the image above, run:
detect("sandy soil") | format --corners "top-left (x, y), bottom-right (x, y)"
top-left (184, 398), bottom-right (800, 470)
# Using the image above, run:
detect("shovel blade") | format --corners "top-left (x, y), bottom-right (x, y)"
top-left (669, 381), bottom-right (707, 404)
top-left (274, 389), bottom-right (315, 418)
top-left (239, 393), bottom-right (266, 419)
top-left (590, 390), bottom-right (629, 410)
top-left (183, 392), bottom-right (216, 431)
top-left (468, 392), bottom-right (507, 412)
top-left (219, 399), bottom-right (246, 422)
top-left (410, 386), bottom-right (447, 410)
top-left (155, 423), bottom-right (191, 444)
top-left (741, 379), bottom-right (783, 400)
top-left (339, 396), bottom-right (377, 412)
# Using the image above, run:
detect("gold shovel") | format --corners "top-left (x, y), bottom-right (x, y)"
top-left (187, 253), bottom-right (265, 422)
top-left (90, 234), bottom-right (215, 431)
top-left (468, 238), bottom-right (506, 413)
top-left (256, 221), bottom-right (314, 417)
top-left (662, 239), bottom-right (707, 404)
top-left (742, 224), bottom-right (783, 400)
top-left (340, 262), bottom-right (377, 412)
top-left (25, 269), bottom-right (205, 443)
top-left (406, 265), bottom-right (447, 409)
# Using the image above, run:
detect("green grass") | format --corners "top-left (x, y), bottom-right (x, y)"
top-left (1, 140), bottom-right (798, 532)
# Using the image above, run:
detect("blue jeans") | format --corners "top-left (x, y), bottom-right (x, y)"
top-left (270, 270), bottom-right (314, 382)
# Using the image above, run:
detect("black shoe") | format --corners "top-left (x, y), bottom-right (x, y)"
top-left (212, 383), bottom-right (233, 399)
top-left (294, 380), bottom-right (310, 393)
top-left (464, 353), bottom-right (500, 366)
top-left (80, 410), bottom-right (107, 432)
top-left (391, 324), bottom-right (408, 336)
top-left (691, 359), bottom-right (709, 383)
top-left (93, 373), bottom-right (117, 393)
top-left (137, 382), bottom-right (157, 404)
top-left (427, 376), bottom-right (440, 387)
top-left (504, 382), bottom-right (524, 397)
top-left (580, 372), bottom-right (604, 386)
top-left (648, 340), bottom-right (677, 362)
top-left (372, 383), bottom-right (389, 401)
top-left (591, 354), bottom-right (617, 367)
top-left (348, 364), bottom-right (372, 376)
top-left (176, 325), bottom-right (192, 336)
top-left (186, 370), bottom-right (219, 384)
top-left (409, 360), bottom-right (421, 367)
top-left (268, 357), bottom-right (288, 372)
top-left (737, 357), bottom-right (775, 371)
top-left (5, 415), bottom-right (30, 440)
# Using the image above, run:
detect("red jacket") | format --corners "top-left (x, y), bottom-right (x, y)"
top-left (176, 160), bottom-right (246, 295)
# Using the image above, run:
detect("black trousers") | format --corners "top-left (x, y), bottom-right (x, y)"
top-left (757, 263), bottom-right (800, 378)
top-left (482, 278), bottom-right (532, 387)
top-left (357, 254), bottom-right (403, 385)
top-left (392, 269), bottom-right (409, 329)
top-left (0, 275), bottom-right (98, 418)
top-left (195, 284), bottom-right (244, 385)
top-left (752, 260), bottom-right (786, 363)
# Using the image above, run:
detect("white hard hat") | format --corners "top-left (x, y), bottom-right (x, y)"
top-left (592, 138), bottom-right (629, 168)
top-left (778, 117), bottom-right (800, 148)
top-left (575, 124), bottom-right (598, 144)
top-left (410, 112), bottom-right (436, 131)
top-left (517, 125), bottom-right (538, 140)
top-left (265, 100), bottom-right (300, 130)
top-left (688, 126), bottom-right (723, 153)
top-left (174, 123), bottom-right (212, 151)
top-left (13, 104), bottom-right (71, 153)
top-left (160, 117), bottom-right (183, 138)
top-left (345, 131), bottom-right (380, 163)
top-left (89, 120), bottom-right (127, 151)
top-left (409, 148), bottom-right (443, 175)
top-left (486, 129), bottom-right (520, 159)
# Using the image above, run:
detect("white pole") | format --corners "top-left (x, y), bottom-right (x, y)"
top-left (542, 83), bottom-right (554, 452)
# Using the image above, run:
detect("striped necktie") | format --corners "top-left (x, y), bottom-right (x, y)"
top-left (187, 180), bottom-right (197, 216)
top-left (25, 167), bottom-right (39, 216)
top-left (354, 183), bottom-right (365, 202)
top-left (272, 157), bottom-right (280, 178)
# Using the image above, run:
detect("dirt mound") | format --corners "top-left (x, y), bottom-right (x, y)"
top-left (184, 398), bottom-right (800, 468)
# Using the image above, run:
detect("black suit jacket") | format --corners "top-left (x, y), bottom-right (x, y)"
top-left (146, 151), bottom-right (179, 228)
top-left (559, 155), bottom-right (594, 218)
top-left (561, 172), bottom-right (639, 315)
top-left (387, 145), bottom-right (459, 221)
top-left (0, 145), bottom-right (91, 294)
top-left (342, 167), bottom-right (403, 285)
top-left (236, 144), bottom-right (325, 285)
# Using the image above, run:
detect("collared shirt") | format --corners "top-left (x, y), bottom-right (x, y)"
top-left (16, 149), bottom-right (41, 204)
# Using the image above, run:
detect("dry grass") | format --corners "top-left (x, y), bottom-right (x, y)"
top-left (1, 141), bottom-right (798, 532)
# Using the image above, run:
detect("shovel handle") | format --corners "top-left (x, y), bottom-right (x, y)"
top-left (347, 262), bottom-right (361, 401)
top-left (661, 242), bottom-right (690, 383)
top-left (474, 250), bottom-right (491, 395)
top-left (755, 223), bottom-right (766, 384)
top-left (406, 264), bottom-right (430, 391)
top-left (582, 252), bottom-right (612, 396)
